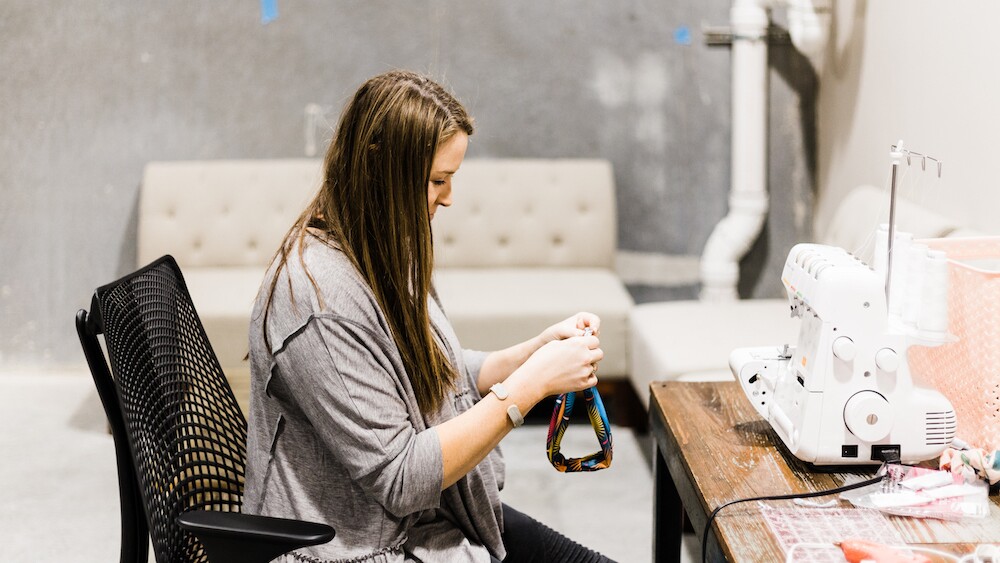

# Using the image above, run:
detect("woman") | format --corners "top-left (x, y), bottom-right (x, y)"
top-left (245, 70), bottom-right (613, 563)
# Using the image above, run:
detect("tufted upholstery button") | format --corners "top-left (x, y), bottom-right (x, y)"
top-left (578, 203), bottom-right (589, 214)
top-left (443, 235), bottom-right (455, 245)
top-left (166, 208), bottom-right (176, 218)
top-left (498, 236), bottom-right (509, 246)
top-left (248, 239), bottom-right (257, 250)
top-left (524, 205), bottom-right (533, 215)
top-left (552, 234), bottom-right (564, 246)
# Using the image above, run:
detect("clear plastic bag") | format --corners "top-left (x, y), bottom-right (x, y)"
top-left (840, 464), bottom-right (990, 521)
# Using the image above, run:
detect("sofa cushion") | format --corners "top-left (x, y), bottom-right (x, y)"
top-left (182, 267), bottom-right (264, 368)
top-left (180, 267), bottom-right (262, 416)
top-left (628, 299), bottom-right (799, 407)
top-left (183, 264), bottom-right (635, 377)
top-left (434, 267), bottom-right (633, 379)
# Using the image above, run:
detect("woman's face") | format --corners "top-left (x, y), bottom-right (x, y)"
top-left (427, 132), bottom-right (468, 221)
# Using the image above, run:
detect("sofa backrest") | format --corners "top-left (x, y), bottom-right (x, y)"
top-left (139, 160), bottom-right (322, 268)
top-left (432, 159), bottom-right (617, 268)
top-left (139, 158), bottom-right (617, 270)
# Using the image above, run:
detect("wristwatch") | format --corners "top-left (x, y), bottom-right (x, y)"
top-left (489, 383), bottom-right (524, 428)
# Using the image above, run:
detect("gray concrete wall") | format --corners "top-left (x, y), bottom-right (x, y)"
top-left (0, 1), bottom-right (812, 369)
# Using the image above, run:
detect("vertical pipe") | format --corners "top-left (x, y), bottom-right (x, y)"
top-left (731, 1), bottom-right (769, 208)
top-left (699, 0), bottom-right (770, 301)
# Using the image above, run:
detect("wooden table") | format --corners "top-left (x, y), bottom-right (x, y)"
top-left (650, 381), bottom-right (1000, 562)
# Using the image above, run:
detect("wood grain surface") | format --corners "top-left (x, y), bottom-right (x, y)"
top-left (650, 381), bottom-right (1000, 562)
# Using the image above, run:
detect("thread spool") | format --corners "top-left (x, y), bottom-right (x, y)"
top-left (888, 231), bottom-right (913, 318)
top-left (874, 223), bottom-right (889, 277)
top-left (904, 244), bottom-right (928, 327)
top-left (919, 249), bottom-right (949, 334)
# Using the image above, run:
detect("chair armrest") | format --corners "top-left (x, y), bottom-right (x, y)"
top-left (177, 510), bottom-right (334, 563)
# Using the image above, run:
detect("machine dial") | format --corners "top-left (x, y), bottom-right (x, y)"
top-left (832, 336), bottom-right (856, 361)
top-left (843, 391), bottom-right (894, 442)
top-left (875, 348), bottom-right (900, 372)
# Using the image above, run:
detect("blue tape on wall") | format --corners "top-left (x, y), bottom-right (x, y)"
top-left (673, 26), bottom-right (692, 46)
top-left (261, 0), bottom-right (278, 24)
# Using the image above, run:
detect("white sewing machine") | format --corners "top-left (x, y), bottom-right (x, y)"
top-left (731, 241), bottom-right (957, 465)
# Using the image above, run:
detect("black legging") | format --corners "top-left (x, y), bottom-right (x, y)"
top-left (492, 504), bottom-right (617, 563)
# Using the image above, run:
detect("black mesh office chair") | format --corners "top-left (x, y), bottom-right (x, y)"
top-left (76, 255), bottom-right (334, 563)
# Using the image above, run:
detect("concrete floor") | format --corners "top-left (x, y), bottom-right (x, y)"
top-left (0, 371), bottom-right (697, 563)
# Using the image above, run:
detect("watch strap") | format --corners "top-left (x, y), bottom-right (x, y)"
top-left (489, 383), bottom-right (509, 400)
top-left (490, 383), bottom-right (522, 427)
top-left (507, 404), bottom-right (525, 428)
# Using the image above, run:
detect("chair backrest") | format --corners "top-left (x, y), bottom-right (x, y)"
top-left (77, 256), bottom-right (247, 563)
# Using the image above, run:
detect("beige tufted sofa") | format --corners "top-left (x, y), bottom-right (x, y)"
top-left (139, 159), bottom-right (634, 415)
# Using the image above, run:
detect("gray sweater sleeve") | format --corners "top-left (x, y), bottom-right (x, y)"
top-left (273, 314), bottom-right (444, 518)
top-left (461, 349), bottom-right (489, 391)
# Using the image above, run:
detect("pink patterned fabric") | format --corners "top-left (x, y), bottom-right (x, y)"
top-left (909, 237), bottom-right (1000, 450)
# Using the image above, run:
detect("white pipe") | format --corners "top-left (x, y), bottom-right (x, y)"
top-left (787, 0), bottom-right (831, 74)
top-left (699, 0), bottom-right (832, 301)
top-left (699, 0), bottom-right (770, 302)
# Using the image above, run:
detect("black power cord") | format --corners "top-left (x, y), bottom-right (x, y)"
top-left (699, 464), bottom-right (891, 563)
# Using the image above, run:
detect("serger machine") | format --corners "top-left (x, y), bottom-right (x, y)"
top-left (732, 239), bottom-right (958, 465)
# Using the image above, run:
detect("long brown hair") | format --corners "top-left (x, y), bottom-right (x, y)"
top-left (263, 70), bottom-right (474, 415)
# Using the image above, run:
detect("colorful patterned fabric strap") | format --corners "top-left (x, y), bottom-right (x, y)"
top-left (940, 447), bottom-right (1000, 485)
top-left (545, 386), bottom-right (613, 472)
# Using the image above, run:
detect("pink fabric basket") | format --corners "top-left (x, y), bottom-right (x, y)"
top-left (909, 237), bottom-right (1000, 450)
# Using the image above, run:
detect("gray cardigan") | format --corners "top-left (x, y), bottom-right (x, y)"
top-left (244, 234), bottom-right (505, 562)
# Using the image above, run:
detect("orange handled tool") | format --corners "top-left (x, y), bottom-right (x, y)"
top-left (839, 539), bottom-right (932, 563)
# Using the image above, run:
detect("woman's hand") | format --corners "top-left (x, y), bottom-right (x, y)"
top-left (539, 312), bottom-right (601, 344)
top-left (440, 316), bottom-right (602, 489)
top-left (475, 312), bottom-right (602, 396)
top-left (514, 331), bottom-right (603, 398)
